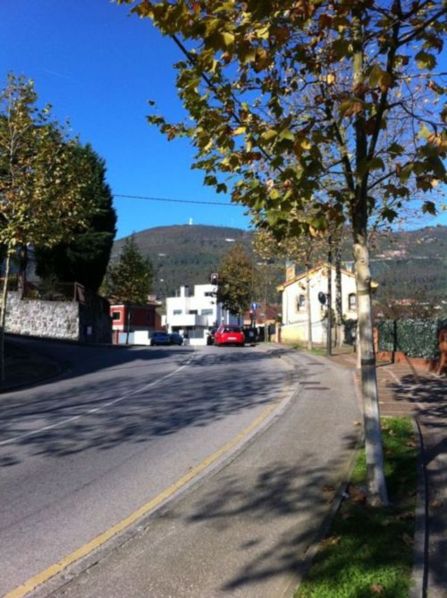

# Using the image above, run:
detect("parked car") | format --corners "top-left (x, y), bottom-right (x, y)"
top-left (214, 324), bottom-right (245, 347)
top-left (206, 327), bottom-right (217, 345)
top-left (243, 327), bottom-right (258, 344)
top-left (150, 331), bottom-right (171, 346)
top-left (169, 332), bottom-right (184, 346)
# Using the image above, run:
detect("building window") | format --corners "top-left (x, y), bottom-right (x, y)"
top-left (188, 310), bottom-right (198, 315)
top-left (348, 293), bottom-right (357, 310)
top-left (296, 295), bottom-right (305, 311)
top-left (201, 308), bottom-right (213, 315)
top-left (173, 309), bottom-right (182, 315)
top-left (204, 291), bottom-right (214, 297)
top-left (112, 312), bottom-right (121, 321)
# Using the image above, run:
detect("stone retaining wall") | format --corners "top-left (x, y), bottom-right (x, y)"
top-left (5, 292), bottom-right (111, 343)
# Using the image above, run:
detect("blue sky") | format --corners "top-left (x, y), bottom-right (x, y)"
top-left (0, 0), bottom-right (251, 239)
top-left (0, 1), bottom-right (445, 240)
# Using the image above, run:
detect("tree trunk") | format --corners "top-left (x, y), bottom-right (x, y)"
top-left (306, 263), bottom-right (313, 351)
top-left (326, 237), bottom-right (333, 356)
top-left (0, 250), bottom-right (12, 384)
top-left (17, 244), bottom-right (28, 300)
top-left (353, 238), bottom-right (389, 506)
top-left (351, 7), bottom-right (388, 507)
top-left (335, 242), bottom-right (343, 346)
top-left (356, 319), bottom-right (362, 368)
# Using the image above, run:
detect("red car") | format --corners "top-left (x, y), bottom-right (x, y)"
top-left (214, 324), bottom-right (245, 347)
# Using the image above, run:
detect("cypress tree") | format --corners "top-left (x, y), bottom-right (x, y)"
top-left (35, 144), bottom-right (117, 293)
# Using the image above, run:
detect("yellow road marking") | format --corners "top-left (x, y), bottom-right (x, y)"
top-left (6, 400), bottom-right (279, 598)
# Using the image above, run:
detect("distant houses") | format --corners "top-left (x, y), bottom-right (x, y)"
top-left (110, 301), bottom-right (162, 345)
top-left (279, 263), bottom-right (358, 345)
top-left (163, 284), bottom-right (238, 345)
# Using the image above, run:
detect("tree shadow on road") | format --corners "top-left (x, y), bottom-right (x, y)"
top-left (161, 430), bottom-right (360, 594)
top-left (387, 373), bottom-right (447, 451)
top-left (0, 342), bottom-right (362, 595)
top-left (0, 348), bottom-right (295, 467)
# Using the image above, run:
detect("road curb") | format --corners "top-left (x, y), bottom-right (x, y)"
top-left (280, 440), bottom-right (363, 597)
top-left (282, 347), bottom-right (430, 597)
top-left (411, 417), bottom-right (429, 598)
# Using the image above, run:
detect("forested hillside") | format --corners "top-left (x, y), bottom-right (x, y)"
top-left (112, 224), bottom-right (447, 305)
top-left (112, 225), bottom-right (256, 299)
top-left (368, 226), bottom-right (447, 302)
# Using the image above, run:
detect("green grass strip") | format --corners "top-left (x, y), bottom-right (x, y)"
top-left (292, 343), bottom-right (328, 357)
top-left (296, 417), bottom-right (418, 598)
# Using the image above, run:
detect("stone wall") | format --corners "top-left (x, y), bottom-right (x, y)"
top-left (5, 292), bottom-right (111, 344)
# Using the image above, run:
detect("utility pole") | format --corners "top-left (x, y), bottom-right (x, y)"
top-left (126, 306), bottom-right (131, 345)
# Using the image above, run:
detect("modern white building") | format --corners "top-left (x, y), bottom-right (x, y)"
top-left (163, 284), bottom-right (238, 345)
top-left (279, 263), bottom-right (358, 345)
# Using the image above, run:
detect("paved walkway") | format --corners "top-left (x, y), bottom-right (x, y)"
top-left (330, 350), bottom-right (447, 598)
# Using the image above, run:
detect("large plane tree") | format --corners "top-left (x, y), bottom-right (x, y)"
top-left (117, 0), bottom-right (447, 505)
top-left (0, 74), bottom-right (96, 382)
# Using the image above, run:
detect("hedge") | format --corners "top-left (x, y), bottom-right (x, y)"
top-left (377, 319), bottom-right (447, 360)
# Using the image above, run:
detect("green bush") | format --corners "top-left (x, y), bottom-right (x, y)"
top-left (377, 319), bottom-right (447, 359)
top-left (378, 320), bottom-right (396, 352)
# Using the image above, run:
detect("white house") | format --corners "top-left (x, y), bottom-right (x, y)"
top-left (163, 284), bottom-right (238, 345)
top-left (279, 263), bottom-right (358, 345)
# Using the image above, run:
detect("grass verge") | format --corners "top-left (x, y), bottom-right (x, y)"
top-left (292, 343), bottom-right (328, 357)
top-left (292, 343), bottom-right (357, 358)
top-left (295, 417), bottom-right (418, 598)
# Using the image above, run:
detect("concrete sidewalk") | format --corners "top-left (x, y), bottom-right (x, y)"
top-left (330, 350), bottom-right (447, 598)
top-left (31, 348), bottom-right (361, 598)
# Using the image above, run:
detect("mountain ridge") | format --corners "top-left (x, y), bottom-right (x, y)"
top-left (112, 223), bottom-right (447, 303)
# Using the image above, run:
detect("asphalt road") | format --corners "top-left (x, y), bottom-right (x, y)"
top-left (0, 340), bottom-right (294, 597)
top-left (40, 347), bottom-right (361, 598)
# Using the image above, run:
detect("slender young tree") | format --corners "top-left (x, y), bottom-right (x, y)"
top-left (118, 0), bottom-right (447, 505)
top-left (334, 237), bottom-right (344, 347)
top-left (0, 74), bottom-right (95, 382)
top-left (217, 243), bottom-right (253, 316)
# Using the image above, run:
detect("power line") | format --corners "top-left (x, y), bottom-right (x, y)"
top-left (113, 193), bottom-right (239, 207)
